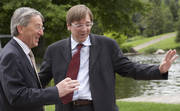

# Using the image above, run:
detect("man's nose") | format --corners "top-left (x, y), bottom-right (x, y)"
top-left (38, 29), bottom-right (44, 36)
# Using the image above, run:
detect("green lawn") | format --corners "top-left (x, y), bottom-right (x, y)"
top-left (117, 101), bottom-right (180, 111)
top-left (122, 32), bottom-right (176, 47)
top-left (45, 101), bottom-right (180, 111)
top-left (139, 36), bottom-right (180, 53)
top-left (121, 32), bottom-right (180, 53)
top-left (45, 105), bottom-right (55, 111)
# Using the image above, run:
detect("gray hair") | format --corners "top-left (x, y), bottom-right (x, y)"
top-left (10, 7), bottom-right (44, 36)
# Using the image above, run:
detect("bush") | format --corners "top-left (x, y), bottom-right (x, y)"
top-left (104, 31), bottom-right (128, 46)
top-left (144, 47), bottom-right (157, 53)
top-left (121, 45), bottom-right (133, 53)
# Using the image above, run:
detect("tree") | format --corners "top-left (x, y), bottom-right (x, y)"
top-left (176, 18), bottom-right (180, 42)
top-left (176, 11), bottom-right (180, 43)
top-left (0, 0), bottom-right (147, 56)
top-left (0, 0), bottom-right (69, 56)
top-left (52, 0), bottom-right (146, 35)
top-left (142, 0), bottom-right (165, 37)
top-left (169, 0), bottom-right (179, 22)
top-left (162, 3), bottom-right (174, 33)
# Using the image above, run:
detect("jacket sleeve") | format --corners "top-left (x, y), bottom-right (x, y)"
top-left (112, 40), bottom-right (168, 80)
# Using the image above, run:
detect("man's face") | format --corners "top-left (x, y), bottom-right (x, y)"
top-left (18, 15), bottom-right (44, 48)
top-left (67, 14), bottom-right (93, 43)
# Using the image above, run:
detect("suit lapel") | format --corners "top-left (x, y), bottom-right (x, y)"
top-left (89, 34), bottom-right (101, 68)
top-left (60, 37), bottom-right (72, 63)
top-left (10, 39), bottom-right (41, 87)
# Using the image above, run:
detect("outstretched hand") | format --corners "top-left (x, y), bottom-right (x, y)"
top-left (159, 49), bottom-right (178, 74)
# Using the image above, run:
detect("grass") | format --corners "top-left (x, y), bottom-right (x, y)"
top-left (45, 105), bottom-right (55, 111)
top-left (44, 101), bottom-right (180, 111)
top-left (117, 101), bottom-right (180, 111)
top-left (139, 36), bottom-right (180, 53)
top-left (122, 32), bottom-right (175, 47)
top-left (121, 32), bottom-right (180, 53)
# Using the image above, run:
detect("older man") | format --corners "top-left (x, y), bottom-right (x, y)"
top-left (0, 7), bottom-right (79, 111)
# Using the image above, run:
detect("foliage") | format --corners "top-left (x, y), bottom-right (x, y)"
top-left (135, 0), bottom-right (177, 37)
top-left (84, 0), bottom-right (145, 34)
top-left (104, 31), bottom-right (128, 46)
top-left (0, 0), bottom-right (146, 39)
top-left (162, 9), bottom-right (175, 33)
top-left (142, 0), bottom-right (165, 37)
top-left (176, 20), bottom-right (180, 42)
top-left (0, 0), bottom-right (148, 56)
top-left (143, 47), bottom-right (157, 53)
top-left (120, 45), bottom-right (133, 53)
top-left (0, 0), bottom-right (70, 56)
top-left (161, 1), bottom-right (175, 33)
top-left (0, 0), bottom-right (69, 40)
top-left (1, 0), bottom-right (179, 55)
top-left (54, 0), bottom-right (147, 37)
top-left (169, 0), bottom-right (179, 22)
top-left (176, 8), bottom-right (180, 43)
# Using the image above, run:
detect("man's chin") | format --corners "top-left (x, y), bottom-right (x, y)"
top-left (32, 43), bottom-right (39, 48)
top-left (79, 36), bottom-right (87, 42)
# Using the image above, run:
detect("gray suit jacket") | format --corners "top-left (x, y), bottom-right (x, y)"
top-left (0, 39), bottom-right (60, 111)
top-left (39, 34), bottom-right (168, 111)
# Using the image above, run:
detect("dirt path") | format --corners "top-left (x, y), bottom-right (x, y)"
top-left (132, 32), bottom-right (177, 51)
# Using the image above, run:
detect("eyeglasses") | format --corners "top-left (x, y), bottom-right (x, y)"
top-left (35, 25), bottom-right (45, 31)
top-left (71, 22), bottom-right (93, 29)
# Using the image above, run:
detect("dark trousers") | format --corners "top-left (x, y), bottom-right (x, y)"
top-left (63, 103), bottom-right (94, 111)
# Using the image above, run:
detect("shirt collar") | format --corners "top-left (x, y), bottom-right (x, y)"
top-left (13, 36), bottom-right (31, 55)
top-left (71, 35), bottom-right (91, 50)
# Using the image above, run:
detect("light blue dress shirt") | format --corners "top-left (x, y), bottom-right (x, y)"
top-left (71, 35), bottom-right (92, 100)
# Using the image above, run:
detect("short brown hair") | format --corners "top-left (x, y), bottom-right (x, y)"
top-left (66, 4), bottom-right (93, 25)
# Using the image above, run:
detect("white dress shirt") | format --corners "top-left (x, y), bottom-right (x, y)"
top-left (13, 37), bottom-right (32, 66)
top-left (71, 35), bottom-right (92, 100)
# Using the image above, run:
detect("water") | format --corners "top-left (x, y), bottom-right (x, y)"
top-left (116, 52), bottom-right (180, 99)
top-left (37, 51), bottom-right (180, 99)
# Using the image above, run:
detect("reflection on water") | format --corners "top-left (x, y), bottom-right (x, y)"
top-left (116, 52), bottom-right (180, 99)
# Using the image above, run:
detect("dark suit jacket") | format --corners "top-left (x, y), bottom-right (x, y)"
top-left (0, 39), bottom-right (60, 111)
top-left (39, 34), bottom-right (168, 111)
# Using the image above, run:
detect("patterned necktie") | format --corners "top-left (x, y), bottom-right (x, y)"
top-left (29, 50), bottom-right (42, 88)
top-left (61, 44), bottom-right (83, 104)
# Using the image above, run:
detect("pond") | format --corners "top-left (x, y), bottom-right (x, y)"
top-left (115, 51), bottom-right (180, 99)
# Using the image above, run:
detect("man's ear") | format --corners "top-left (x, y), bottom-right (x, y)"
top-left (67, 24), bottom-right (71, 31)
top-left (16, 25), bottom-right (23, 34)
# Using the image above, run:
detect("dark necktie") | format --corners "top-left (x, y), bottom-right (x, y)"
top-left (29, 50), bottom-right (42, 88)
top-left (61, 44), bottom-right (83, 104)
